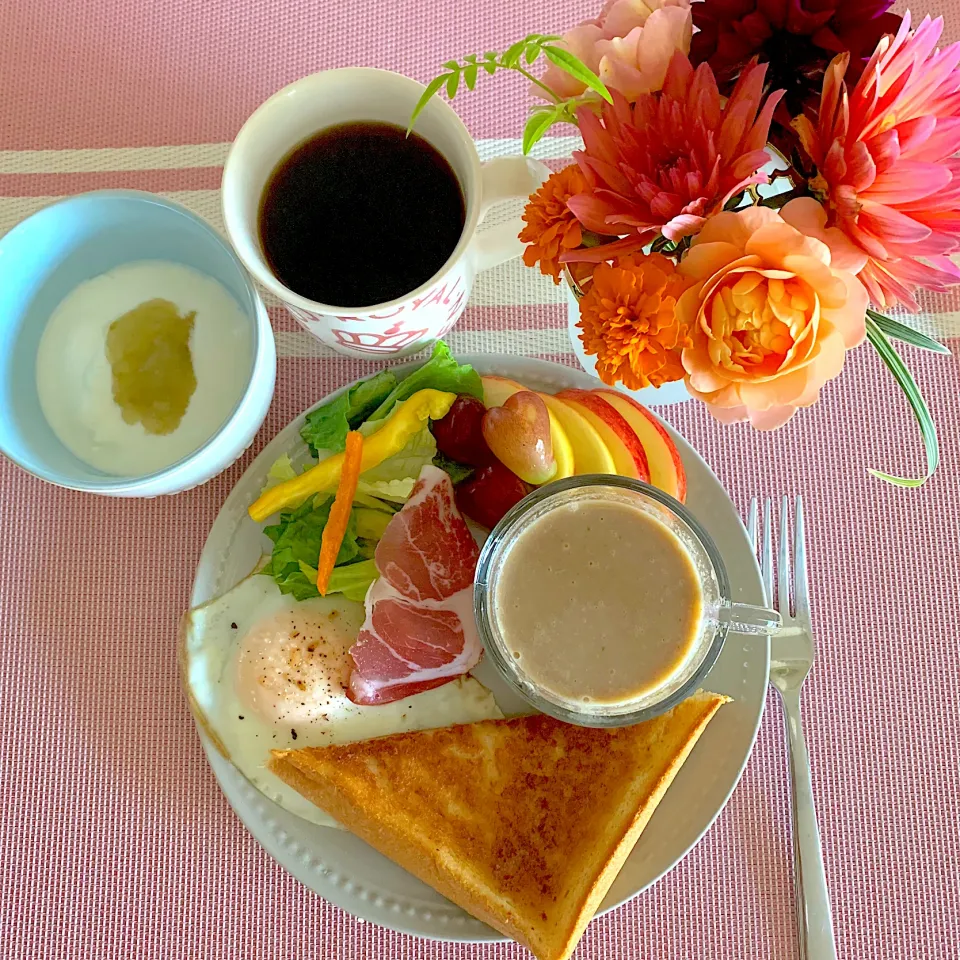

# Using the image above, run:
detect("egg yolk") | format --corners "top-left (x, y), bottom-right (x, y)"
top-left (235, 610), bottom-right (349, 726)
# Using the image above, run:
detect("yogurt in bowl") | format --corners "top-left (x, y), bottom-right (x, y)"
top-left (474, 476), bottom-right (780, 727)
top-left (0, 190), bottom-right (275, 496)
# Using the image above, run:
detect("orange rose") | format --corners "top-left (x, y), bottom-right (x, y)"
top-left (678, 198), bottom-right (868, 429)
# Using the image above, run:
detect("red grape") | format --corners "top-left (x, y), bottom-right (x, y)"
top-left (455, 461), bottom-right (531, 530)
top-left (431, 395), bottom-right (494, 466)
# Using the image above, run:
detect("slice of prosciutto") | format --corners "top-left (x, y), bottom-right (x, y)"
top-left (347, 464), bottom-right (482, 705)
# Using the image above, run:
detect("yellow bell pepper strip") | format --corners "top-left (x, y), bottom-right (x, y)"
top-left (316, 431), bottom-right (364, 596)
top-left (248, 389), bottom-right (456, 522)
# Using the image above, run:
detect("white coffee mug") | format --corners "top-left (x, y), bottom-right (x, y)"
top-left (222, 67), bottom-right (549, 358)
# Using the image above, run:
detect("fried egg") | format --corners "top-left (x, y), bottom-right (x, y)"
top-left (180, 569), bottom-right (503, 827)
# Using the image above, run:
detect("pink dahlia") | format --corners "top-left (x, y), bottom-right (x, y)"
top-left (563, 52), bottom-right (783, 259)
top-left (794, 13), bottom-right (960, 310)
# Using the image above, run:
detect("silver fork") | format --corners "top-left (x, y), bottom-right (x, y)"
top-left (748, 497), bottom-right (837, 960)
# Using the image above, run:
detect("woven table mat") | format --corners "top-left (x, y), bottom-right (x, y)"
top-left (1, 0), bottom-right (958, 957)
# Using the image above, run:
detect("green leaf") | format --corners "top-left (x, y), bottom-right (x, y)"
top-left (443, 60), bottom-right (459, 70)
top-left (522, 105), bottom-right (562, 155)
top-left (445, 71), bottom-right (460, 99)
top-left (501, 39), bottom-right (527, 67)
top-left (367, 340), bottom-right (483, 421)
top-left (260, 453), bottom-right (298, 494)
top-left (358, 423), bottom-right (437, 487)
top-left (524, 42), bottom-right (542, 64)
top-left (481, 60), bottom-right (497, 75)
top-left (326, 560), bottom-right (380, 602)
top-left (542, 45), bottom-right (613, 102)
top-left (433, 452), bottom-right (475, 485)
top-left (352, 491), bottom-right (400, 513)
top-left (353, 507), bottom-right (391, 541)
top-left (408, 74), bottom-right (449, 134)
top-left (464, 63), bottom-right (479, 90)
top-left (463, 53), bottom-right (477, 63)
top-left (297, 558), bottom-right (379, 603)
top-left (261, 498), bottom-right (362, 599)
top-left (300, 369), bottom-right (396, 456)
top-left (865, 316), bottom-right (940, 487)
top-left (483, 51), bottom-right (498, 61)
top-left (866, 310), bottom-right (952, 355)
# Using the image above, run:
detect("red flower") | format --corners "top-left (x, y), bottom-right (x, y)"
top-left (691, 0), bottom-right (901, 151)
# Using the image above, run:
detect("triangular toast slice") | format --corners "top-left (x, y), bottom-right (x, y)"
top-left (270, 691), bottom-right (728, 960)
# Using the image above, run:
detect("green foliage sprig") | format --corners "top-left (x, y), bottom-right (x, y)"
top-left (409, 34), bottom-right (611, 154)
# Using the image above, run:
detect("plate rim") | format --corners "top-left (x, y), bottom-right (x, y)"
top-left (187, 353), bottom-right (768, 942)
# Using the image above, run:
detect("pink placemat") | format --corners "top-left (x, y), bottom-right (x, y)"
top-left (1, 1), bottom-right (959, 958)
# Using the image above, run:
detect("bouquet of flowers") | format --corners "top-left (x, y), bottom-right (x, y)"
top-left (410, 3), bottom-right (954, 485)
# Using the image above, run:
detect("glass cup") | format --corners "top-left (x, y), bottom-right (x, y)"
top-left (473, 475), bottom-right (780, 727)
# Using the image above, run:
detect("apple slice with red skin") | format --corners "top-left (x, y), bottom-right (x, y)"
top-left (593, 390), bottom-right (687, 502)
top-left (555, 389), bottom-right (650, 482)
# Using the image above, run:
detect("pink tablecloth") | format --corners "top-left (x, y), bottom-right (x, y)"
top-left (1, 1), bottom-right (958, 958)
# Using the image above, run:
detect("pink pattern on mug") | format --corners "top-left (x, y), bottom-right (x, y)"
top-left (332, 327), bottom-right (430, 354)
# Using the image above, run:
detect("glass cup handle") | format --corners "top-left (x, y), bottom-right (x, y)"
top-left (717, 602), bottom-right (782, 635)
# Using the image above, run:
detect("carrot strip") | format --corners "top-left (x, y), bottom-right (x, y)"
top-left (316, 431), bottom-right (364, 596)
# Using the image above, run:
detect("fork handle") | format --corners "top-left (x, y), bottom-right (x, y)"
top-left (778, 687), bottom-right (838, 960)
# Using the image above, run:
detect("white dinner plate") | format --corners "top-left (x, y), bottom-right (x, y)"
top-left (188, 355), bottom-right (769, 942)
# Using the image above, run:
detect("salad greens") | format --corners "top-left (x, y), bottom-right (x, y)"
top-left (353, 507), bottom-right (391, 541)
top-left (432, 452), bottom-right (475, 485)
top-left (263, 453), bottom-right (298, 489)
top-left (354, 420), bottom-right (438, 502)
top-left (299, 341), bottom-right (482, 457)
top-left (366, 341), bottom-right (483, 422)
top-left (297, 558), bottom-right (379, 603)
top-left (262, 497), bottom-right (369, 601)
top-left (300, 369), bottom-right (396, 457)
top-left (261, 340), bottom-right (478, 603)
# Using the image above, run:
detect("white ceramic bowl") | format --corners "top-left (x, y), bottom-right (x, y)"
top-left (0, 191), bottom-right (276, 497)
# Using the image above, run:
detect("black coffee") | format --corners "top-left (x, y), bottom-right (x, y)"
top-left (258, 121), bottom-right (466, 308)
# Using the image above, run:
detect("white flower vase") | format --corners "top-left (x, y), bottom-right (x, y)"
top-left (564, 281), bottom-right (692, 407)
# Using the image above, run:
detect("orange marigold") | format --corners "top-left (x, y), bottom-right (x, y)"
top-left (520, 164), bottom-right (586, 283)
top-left (577, 252), bottom-right (692, 391)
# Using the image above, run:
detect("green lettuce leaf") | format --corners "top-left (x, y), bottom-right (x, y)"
top-left (260, 453), bottom-right (298, 493)
top-left (261, 497), bottom-right (360, 599)
top-left (353, 507), bottom-right (391, 541)
top-left (361, 424), bottom-right (437, 486)
top-left (432, 452), bottom-right (475, 485)
top-left (355, 538), bottom-right (379, 560)
top-left (297, 558), bottom-right (379, 603)
top-left (356, 478), bottom-right (418, 502)
top-left (300, 370), bottom-right (397, 457)
top-left (367, 341), bottom-right (483, 421)
top-left (327, 560), bottom-right (379, 601)
top-left (351, 492), bottom-right (400, 513)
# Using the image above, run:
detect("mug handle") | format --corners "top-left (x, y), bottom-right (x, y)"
top-left (471, 156), bottom-right (551, 272)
